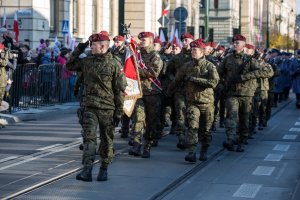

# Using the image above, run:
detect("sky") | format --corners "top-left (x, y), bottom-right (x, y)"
top-left (297, 0), bottom-right (300, 14)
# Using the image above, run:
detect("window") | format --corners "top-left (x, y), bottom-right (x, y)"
top-left (209, 28), bottom-right (214, 42)
top-left (200, 26), bottom-right (205, 39)
top-left (50, 0), bottom-right (58, 33)
top-left (92, 0), bottom-right (97, 33)
top-left (73, 0), bottom-right (79, 33)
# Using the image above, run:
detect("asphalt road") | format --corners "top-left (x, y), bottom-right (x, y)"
top-left (0, 98), bottom-right (299, 200)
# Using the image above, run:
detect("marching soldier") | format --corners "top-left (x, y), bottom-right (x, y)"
top-left (67, 31), bottom-right (126, 182)
top-left (167, 32), bottom-right (194, 149)
top-left (168, 39), bottom-right (219, 162)
top-left (128, 32), bottom-right (163, 158)
top-left (218, 34), bottom-right (270, 152)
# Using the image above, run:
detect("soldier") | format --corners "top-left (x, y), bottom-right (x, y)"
top-left (168, 39), bottom-right (219, 162)
top-left (66, 31), bottom-right (126, 182)
top-left (218, 34), bottom-right (269, 152)
top-left (290, 49), bottom-right (300, 108)
top-left (111, 35), bottom-right (130, 138)
top-left (167, 32), bottom-right (194, 150)
top-left (128, 31), bottom-right (163, 158)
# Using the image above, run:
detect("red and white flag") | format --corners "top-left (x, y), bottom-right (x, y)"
top-left (123, 36), bottom-right (142, 116)
top-left (159, 29), bottom-right (166, 43)
top-left (2, 8), bottom-right (7, 28)
top-left (171, 29), bottom-right (182, 48)
top-left (13, 11), bottom-right (19, 43)
top-left (162, 0), bottom-right (170, 16)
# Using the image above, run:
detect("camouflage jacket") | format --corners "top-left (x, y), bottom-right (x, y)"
top-left (66, 50), bottom-right (126, 118)
top-left (255, 60), bottom-right (274, 92)
top-left (218, 52), bottom-right (272, 97)
top-left (166, 48), bottom-right (192, 93)
top-left (169, 58), bottom-right (219, 105)
top-left (138, 46), bottom-right (163, 95)
top-left (0, 50), bottom-right (8, 88)
top-left (159, 53), bottom-right (173, 90)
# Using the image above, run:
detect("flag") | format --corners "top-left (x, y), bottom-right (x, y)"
top-left (13, 11), bottom-right (19, 43)
top-left (67, 31), bottom-right (73, 49)
top-left (2, 8), bottom-right (6, 28)
top-left (159, 29), bottom-right (166, 43)
top-left (171, 29), bottom-right (182, 48)
top-left (162, 0), bottom-right (170, 16)
top-left (123, 36), bottom-right (142, 116)
top-left (54, 35), bottom-right (58, 43)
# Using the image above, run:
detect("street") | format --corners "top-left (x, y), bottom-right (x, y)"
top-left (0, 98), bottom-right (299, 200)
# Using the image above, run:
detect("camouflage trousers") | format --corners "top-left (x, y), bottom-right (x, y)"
top-left (173, 93), bottom-right (186, 141)
top-left (185, 104), bottom-right (214, 152)
top-left (225, 96), bottom-right (252, 143)
top-left (266, 91), bottom-right (274, 121)
top-left (258, 90), bottom-right (268, 126)
top-left (158, 93), bottom-right (172, 133)
top-left (0, 87), bottom-right (5, 105)
top-left (81, 107), bottom-right (114, 168)
top-left (130, 95), bottom-right (161, 144)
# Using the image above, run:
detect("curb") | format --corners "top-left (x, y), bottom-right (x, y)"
top-left (0, 102), bottom-right (79, 124)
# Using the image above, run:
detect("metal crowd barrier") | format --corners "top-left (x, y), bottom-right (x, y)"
top-left (5, 63), bottom-right (77, 113)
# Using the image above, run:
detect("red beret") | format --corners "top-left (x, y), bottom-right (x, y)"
top-left (190, 39), bottom-right (206, 49)
top-left (99, 31), bottom-right (109, 36)
top-left (163, 41), bottom-right (172, 49)
top-left (138, 32), bottom-right (154, 40)
top-left (154, 36), bottom-right (162, 45)
top-left (0, 43), bottom-right (4, 50)
top-left (180, 32), bottom-right (194, 41)
top-left (89, 32), bottom-right (110, 42)
top-left (204, 42), bottom-right (216, 48)
top-left (245, 44), bottom-right (255, 50)
top-left (113, 35), bottom-right (125, 42)
top-left (232, 34), bottom-right (246, 42)
top-left (217, 45), bottom-right (225, 51)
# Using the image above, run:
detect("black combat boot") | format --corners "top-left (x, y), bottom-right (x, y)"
top-left (236, 139), bottom-right (245, 152)
top-left (199, 144), bottom-right (209, 161)
top-left (128, 142), bottom-right (141, 156)
top-left (223, 139), bottom-right (235, 151)
top-left (141, 144), bottom-right (151, 158)
top-left (97, 167), bottom-right (108, 181)
top-left (76, 165), bottom-right (93, 182)
top-left (199, 151), bottom-right (207, 161)
top-left (210, 121), bottom-right (217, 131)
top-left (176, 140), bottom-right (186, 150)
top-left (79, 144), bottom-right (84, 151)
top-left (185, 152), bottom-right (196, 163)
top-left (151, 140), bottom-right (158, 147)
top-left (128, 139), bottom-right (134, 146)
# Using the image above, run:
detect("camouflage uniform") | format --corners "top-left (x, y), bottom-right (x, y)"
top-left (129, 45), bottom-right (163, 157)
top-left (167, 48), bottom-right (192, 148)
top-left (218, 52), bottom-right (271, 151)
top-left (111, 45), bottom-right (130, 138)
top-left (157, 52), bottom-right (173, 136)
top-left (169, 57), bottom-right (219, 162)
top-left (0, 49), bottom-right (8, 104)
top-left (67, 48), bottom-right (126, 174)
top-left (250, 61), bottom-right (274, 134)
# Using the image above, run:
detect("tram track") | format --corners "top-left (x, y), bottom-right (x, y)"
top-left (1, 100), bottom-right (292, 200)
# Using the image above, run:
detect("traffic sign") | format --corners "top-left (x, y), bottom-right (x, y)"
top-left (158, 16), bottom-right (170, 27)
top-left (62, 20), bottom-right (69, 34)
top-left (174, 7), bottom-right (188, 22)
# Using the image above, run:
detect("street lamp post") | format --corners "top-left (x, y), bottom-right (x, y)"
top-left (266, 0), bottom-right (270, 48)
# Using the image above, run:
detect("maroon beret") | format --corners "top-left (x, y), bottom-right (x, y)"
top-left (113, 35), bottom-right (125, 42)
top-left (217, 45), bottom-right (225, 51)
top-left (154, 36), bottom-right (162, 45)
top-left (89, 32), bottom-right (110, 42)
top-left (138, 32), bottom-right (154, 40)
top-left (205, 42), bottom-right (217, 47)
top-left (245, 44), bottom-right (255, 50)
top-left (180, 32), bottom-right (194, 41)
top-left (190, 39), bottom-right (206, 49)
top-left (232, 34), bottom-right (246, 42)
top-left (99, 31), bottom-right (109, 36)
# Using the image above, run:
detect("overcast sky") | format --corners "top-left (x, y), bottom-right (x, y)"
top-left (297, 0), bottom-right (300, 14)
